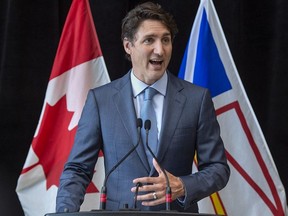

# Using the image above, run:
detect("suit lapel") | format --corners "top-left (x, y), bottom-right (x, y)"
top-left (156, 74), bottom-right (186, 166)
top-left (112, 72), bottom-right (150, 173)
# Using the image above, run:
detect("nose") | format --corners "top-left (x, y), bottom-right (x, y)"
top-left (153, 41), bottom-right (164, 56)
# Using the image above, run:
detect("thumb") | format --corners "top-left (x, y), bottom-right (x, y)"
top-left (153, 158), bottom-right (162, 174)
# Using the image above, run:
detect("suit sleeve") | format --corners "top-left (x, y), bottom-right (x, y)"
top-left (56, 90), bottom-right (102, 212)
top-left (180, 89), bottom-right (230, 210)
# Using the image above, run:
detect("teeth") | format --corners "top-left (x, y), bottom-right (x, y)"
top-left (151, 61), bottom-right (161, 65)
top-left (150, 60), bottom-right (163, 65)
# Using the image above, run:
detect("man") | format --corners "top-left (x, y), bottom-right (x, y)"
top-left (56, 2), bottom-right (230, 213)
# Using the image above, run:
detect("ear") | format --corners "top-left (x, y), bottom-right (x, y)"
top-left (123, 38), bottom-right (132, 55)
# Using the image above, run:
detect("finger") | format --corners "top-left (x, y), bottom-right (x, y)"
top-left (131, 182), bottom-right (158, 193)
top-left (135, 192), bottom-right (155, 201)
top-left (132, 176), bottom-right (158, 185)
top-left (141, 199), bottom-right (164, 206)
top-left (152, 159), bottom-right (162, 174)
top-left (136, 191), bottom-right (165, 202)
top-left (140, 193), bottom-right (166, 206)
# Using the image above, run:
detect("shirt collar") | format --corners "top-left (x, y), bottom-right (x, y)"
top-left (131, 70), bottom-right (168, 97)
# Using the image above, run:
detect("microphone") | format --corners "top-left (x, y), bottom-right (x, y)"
top-left (133, 182), bottom-right (143, 209)
top-left (144, 120), bottom-right (172, 211)
top-left (99, 118), bottom-right (143, 210)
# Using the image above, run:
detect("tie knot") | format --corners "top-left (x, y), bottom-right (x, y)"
top-left (144, 87), bottom-right (158, 100)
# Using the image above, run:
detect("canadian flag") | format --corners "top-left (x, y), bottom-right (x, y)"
top-left (16, 0), bottom-right (110, 215)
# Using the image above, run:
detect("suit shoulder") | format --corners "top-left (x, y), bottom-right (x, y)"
top-left (90, 73), bottom-right (130, 94)
top-left (181, 79), bottom-right (206, 91)
top-left (169, 72), bottom-right (208, 92)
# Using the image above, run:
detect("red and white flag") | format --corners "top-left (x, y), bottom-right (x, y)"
top-left (179, 0), bottom-right (287, 215)
top-left (16, 0), bottom-right (110, 215)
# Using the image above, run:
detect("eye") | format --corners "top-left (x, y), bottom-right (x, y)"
top-left (162, 37), bottom-right (171, 44)
top-left (143, 38), bottom-right (154, 44)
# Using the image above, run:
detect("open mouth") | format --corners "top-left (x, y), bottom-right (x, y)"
top-left (149, 60), bottom-right (163, 65)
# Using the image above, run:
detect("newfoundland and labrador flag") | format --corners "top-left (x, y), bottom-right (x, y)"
top-left (179, 0), bottom-right (287, 215)
top-left (16, 0), bottom-right (110, 215)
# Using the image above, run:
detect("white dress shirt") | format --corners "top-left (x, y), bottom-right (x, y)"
top-left (130, 71), bottom-right (167, 139)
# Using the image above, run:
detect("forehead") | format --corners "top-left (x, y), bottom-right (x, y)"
top-left (135, 19), bottom-right (171, 38)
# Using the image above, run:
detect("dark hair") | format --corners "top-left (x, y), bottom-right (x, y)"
top-left (121, 2), bottom-right (178, 42)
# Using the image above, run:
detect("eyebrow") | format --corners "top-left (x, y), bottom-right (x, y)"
top-left (143, 32), bottom-right (172, 38)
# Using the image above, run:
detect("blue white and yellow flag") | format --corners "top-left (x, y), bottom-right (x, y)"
top-left (179, 0), bottom-right (287, 215)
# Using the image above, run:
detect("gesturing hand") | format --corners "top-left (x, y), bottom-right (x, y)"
top-left (131, 159), bottom-right (185, 206)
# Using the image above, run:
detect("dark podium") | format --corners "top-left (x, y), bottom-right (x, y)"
top-left (45, 210), bottom-right (220, 216)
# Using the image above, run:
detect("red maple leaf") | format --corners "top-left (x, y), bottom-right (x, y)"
top-left (23, 95), bottom-right (98, 193)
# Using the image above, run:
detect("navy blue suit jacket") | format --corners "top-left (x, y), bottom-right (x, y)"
top-left (56, 71), bottom-right (230, 212)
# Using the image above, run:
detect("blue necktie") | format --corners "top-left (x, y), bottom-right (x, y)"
top-left (141, 87), bottom-right (158, 169)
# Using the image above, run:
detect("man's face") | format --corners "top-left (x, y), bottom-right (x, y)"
top-left (123, 19), bottom-right (172, 85)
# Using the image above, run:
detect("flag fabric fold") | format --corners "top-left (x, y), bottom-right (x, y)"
top-left (179, 0), bottom-right (287, 215)
top-left (16, 0), bottom-right (110, 215)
